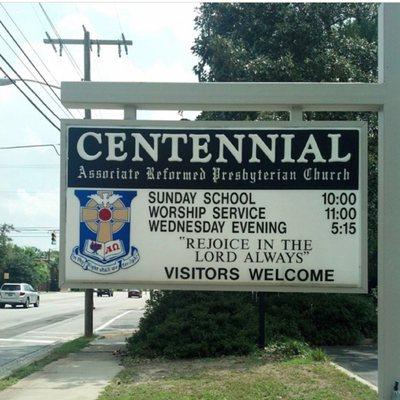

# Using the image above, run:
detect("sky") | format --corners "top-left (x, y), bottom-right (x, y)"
top-left (0, 2), bottom-right (201, 250)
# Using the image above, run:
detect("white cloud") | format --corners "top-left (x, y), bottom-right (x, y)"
top-left (1, 190), bottom-right (58, 227)
top-left (0, 3), bottom-right (201, 249)
top-left (84, 3), bottom-right (198, 44)
top-left (0, 85), bottom-right (17, 104)
top-left (1, 189), bottom-right (59, 249)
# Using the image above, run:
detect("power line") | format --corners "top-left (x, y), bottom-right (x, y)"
top-left (10, 235), bottom-right (56, 238)
top-left (0, 3), bottom-right (75, 118)
top-left (43, 28), bottom-right (132, 121)
top-left (0, 163), bottom-right (58, 166)
top-left (43, 25), bottom-right (133, 338)
top-left (0, 18), bottom-right (71, 118)
top-left (70, 4), bottom-right (104, 119)
top-left (32, 4), bottom-right (48, 37)
top-left (0, 4), bottom-right (60, 88)
top-left (10, 226), bottom-right (60, 237)
top-left (12, 231), bottom-right (57, 233)
top-left (0, 32), bottom-right (37, 82)
top-left (39, 3), bottom-right (83, 78)
top-left (113, 4), bottom-right (124, 35)
top-left (30, 3), bottom-right (78, 119)
top-left (0, 31), bottom-right (70, 119)
top-left (0, 191), bottom-right (58, 194)
top-left (0, 66), bottom-right (60, 131)
top-left (0, 53), bottom-right (61, 120)
top-left (0, 143), bottom-right (60, 155)
top-left (0, 164), bottom-right (58, 168)
top-left (13, 228), bottom-right (59, 231)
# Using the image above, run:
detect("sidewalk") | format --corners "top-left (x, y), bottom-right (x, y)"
top-left (0, 332), bottom-right (128, 400)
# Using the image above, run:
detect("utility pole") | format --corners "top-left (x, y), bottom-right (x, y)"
top-left (44, 27), bottom-right (132, 337)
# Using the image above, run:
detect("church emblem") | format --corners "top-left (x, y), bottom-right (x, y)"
top-left (70, 190), bottom-right (140, 274)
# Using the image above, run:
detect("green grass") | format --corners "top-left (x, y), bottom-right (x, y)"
top-left (99, 353), bottom-right (377, 400)
top-left (0, 336), bottom-right (93, 392)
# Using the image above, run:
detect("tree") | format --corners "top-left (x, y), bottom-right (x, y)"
top-left (48, 250), bottom-right (60, 291)
top-left (192, 3), bottom-right (378, 289)
top-left (0, 224), bottom-right (13, 281)
top-left (0, 225), bottom-right (55, 289)
top-left (4, 246), bottom-right (50, 289)
top-left (127, 4), bottom-right (379, 357)
top-left (193, 3), bottom-right (377, 84)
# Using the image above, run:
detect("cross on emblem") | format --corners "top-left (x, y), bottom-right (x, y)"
top-left (71, 189), bottom-right (139, 274)
top-left (81, 191), bottom-right (130, 243)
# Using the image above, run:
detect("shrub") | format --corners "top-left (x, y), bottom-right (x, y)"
top-left (265, 293), bottom-right (377, 345)
top-left (265, 339), bottom-right (313, 359)
top-left (126, 291), bottom-right (376, 359)
top-left (310, 348), bottom-right (329, 362)
top-left (263, 338), bottom-right (328, 361)
top-left (127, 291), bottom-right (257, 359)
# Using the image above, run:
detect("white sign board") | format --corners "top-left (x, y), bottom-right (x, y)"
top-left (60, 120), bottom-right (367, 292)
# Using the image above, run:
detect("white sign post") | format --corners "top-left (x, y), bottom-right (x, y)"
top-left (59, 5), bottom-right (400, 398)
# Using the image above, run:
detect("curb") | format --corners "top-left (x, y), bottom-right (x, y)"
top-left (0, 340), bottom-right (64, 379)
top-left (330, 361), bottom-right (378, 392)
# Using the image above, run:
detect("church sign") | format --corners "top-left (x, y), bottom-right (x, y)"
top-left (60, 120), bottom-right (367, 292)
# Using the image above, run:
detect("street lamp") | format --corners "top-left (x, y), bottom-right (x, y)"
top-left (0, 77), bottom-right (60, 89)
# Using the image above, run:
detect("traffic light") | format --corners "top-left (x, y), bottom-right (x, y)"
top-left (51, 231), bottom-right (56, 245)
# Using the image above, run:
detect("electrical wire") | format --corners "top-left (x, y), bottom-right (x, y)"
top-left (13, 228), bottom-right (59, 231)
top-left (31, 4), bottom-right (49, 38)
top-left (0, 165), bottom-right (58, 168)
top-left (0, 143), bottom-right (60, 155)
top-left (0, 53), bottom-right (61, 120)
top-left (39, 3), bottom-right (83, 78)
top-left (0, 66), bottom-right (60, 131)
top-left (30, 4), bottom-right (78, 119)
top-left (10, 226), bottom-right (60, 238)
top-left (0, 31), bottom-right (70, 119)
top-left (0, 163), bottom-right (58, 166)
top-left (0, 4), bottom-right (60, 88)
top-left (9, 235), bottom-right (57, 238)
top-left (0, 32), bottom-right (38, 82)
top-left (0, 191), bottom-right (58, 194)
top-left (113, 4), bottom-right (124, 35)
top-left (0, 18), bottom-right (71, 117)
top-left (70, 5), bottom-right (105, 119)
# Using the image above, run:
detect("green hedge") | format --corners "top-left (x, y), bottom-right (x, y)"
top-left (126, 291), bottom-right (376, 359)
top-left (127, 291), bottom-right (257, 358)
top-left (265, 293), bottom-right (377, 345)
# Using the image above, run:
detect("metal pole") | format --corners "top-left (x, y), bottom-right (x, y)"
top-left (257, 292), bottom-right (266, 349)
top-left (84, 28), bottom-right (91, 119)
top-left (44, 29), bottom-right (131, 337)
top-left (83, 28), bottom-right (93, 337)
top-left (84, 288), bottom-right (93, 337)
top-left (378, 5), bottom-right (400, 399)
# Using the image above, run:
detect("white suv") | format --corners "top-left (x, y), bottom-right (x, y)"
top-left (0, 283), bottom-right (40, 308)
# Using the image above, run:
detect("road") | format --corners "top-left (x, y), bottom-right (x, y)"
top-left (324, 345), bottom-right (378, 388)
top-left (0, 291), bottom-right (147, 377)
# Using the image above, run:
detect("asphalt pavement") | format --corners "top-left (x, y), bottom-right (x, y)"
top-left (0, 291), bottom-right (147, 378)
top-left (324, 345), bottom-right (378, 388)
